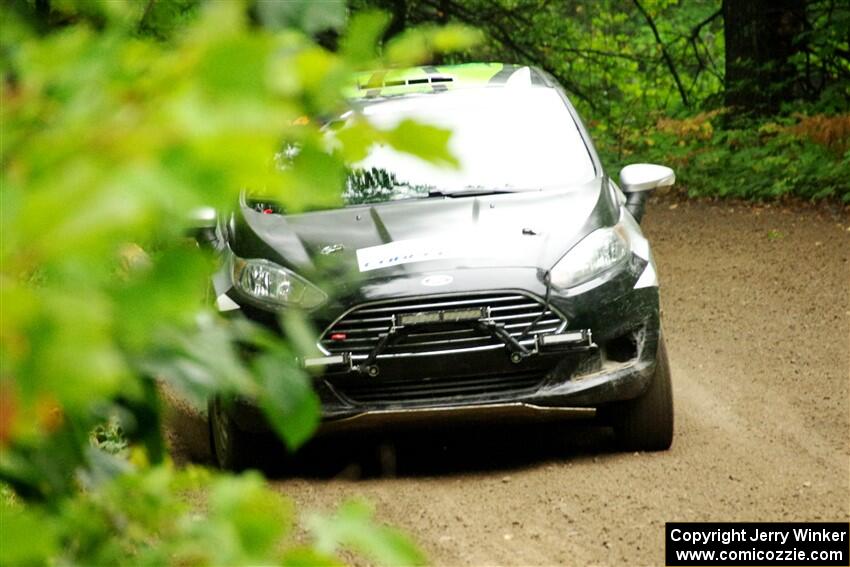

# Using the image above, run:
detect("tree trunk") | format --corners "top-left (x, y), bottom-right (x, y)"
top-left (723, 0), bottom-right (807, 113)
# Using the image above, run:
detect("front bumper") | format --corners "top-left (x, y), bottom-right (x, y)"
top-left (223, 259), bottom-right (661, 432)
top-left (227, 337), bottom-right (657, 432)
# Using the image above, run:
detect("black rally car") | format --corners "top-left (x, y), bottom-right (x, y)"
top-left (207, 63), bottom-right (676, 469)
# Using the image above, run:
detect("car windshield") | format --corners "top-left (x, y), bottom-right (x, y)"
top-left (342, 87), bottom-right (597, 205)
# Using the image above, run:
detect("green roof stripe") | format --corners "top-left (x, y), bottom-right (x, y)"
top-left (346, 63), bottom-right (517, 98)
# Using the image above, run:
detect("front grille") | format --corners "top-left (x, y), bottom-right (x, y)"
top-left (330, 369), bottom-right (544, 404)
top-left (319, 292), bottom-right (567, 358)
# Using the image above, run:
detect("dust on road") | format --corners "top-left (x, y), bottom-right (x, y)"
top-left (170, 198), bottom-right (850, 566)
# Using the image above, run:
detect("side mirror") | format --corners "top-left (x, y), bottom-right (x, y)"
top-left (187, 207), bottom-right (219, 248)
top-left (618, 163), bottom-right (676, 223)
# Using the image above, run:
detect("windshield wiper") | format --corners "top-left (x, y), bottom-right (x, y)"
top-left (426, 188), bottom-right (518, 198)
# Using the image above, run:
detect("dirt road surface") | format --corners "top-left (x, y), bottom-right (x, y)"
top-left (170, 199), bottom-right (850, 565)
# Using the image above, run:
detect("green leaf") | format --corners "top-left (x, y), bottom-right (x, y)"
top-left (255, 352), bottom-right (320, 450)
top-left (208, 472), bottom-right (293, 556)
top-left (278, 143), bottom-right (347, 211)
top-left (385, 119), bottom-right (458, 168)
top-left (282, 311), bottom-right (321, 359)
top-left (340, 11), bottom-right (391, 66)
top-left (308, 500), bottom-right (426, 566)
top-left (334, 119), bottom-right (380, 163)
top-left (385, 29), bottom-right (430, 66)
top-left (256, 0), bottom-right (346, 34)
top-left (282, 547), bottom-right (345, 567)
top-left (113, 247), bottom-right (211, 353)
top-left (141, 315), bottom-right (257, 409)
top-left (430, 24), bottom-right (484, 53)
top-left (0, 503), bottom-right (57, 565)
top-left (385, 25), bottom-right (481, 66)
top-left (198, 36), bottom-right (272, 98)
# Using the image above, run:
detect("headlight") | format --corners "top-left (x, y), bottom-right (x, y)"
top-left (550, 226), bottom-right (630, 289)
top-left (232, 257), bottom-right (327, 309)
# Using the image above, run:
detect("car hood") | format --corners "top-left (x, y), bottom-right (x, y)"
top-left (231, 177), bottom-right (608, 281)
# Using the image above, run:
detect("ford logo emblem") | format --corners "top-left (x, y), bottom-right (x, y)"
top-left (421, 275), bottom-right (453, 287)
top-left (320, 244), bottom-right (345, 255)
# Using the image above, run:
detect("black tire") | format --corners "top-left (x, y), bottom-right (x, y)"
top-left (209, 397), bottom-right (257, 471)
top-left (613, 335), bottom-right (674, 451)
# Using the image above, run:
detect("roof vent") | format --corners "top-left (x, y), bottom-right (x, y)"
top-left (359, 75), bottom-right (454, 90)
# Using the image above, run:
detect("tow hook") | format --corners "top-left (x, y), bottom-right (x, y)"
top-left (364, 365), bottom-right (380, 377)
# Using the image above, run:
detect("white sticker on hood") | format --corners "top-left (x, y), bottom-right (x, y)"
top-left (357, 237), bottom-right (464, 272)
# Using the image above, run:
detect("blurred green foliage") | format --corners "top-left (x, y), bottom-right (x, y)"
top-left (1, 466), bottom-right (423, 566)
top-left (1, 0), bottom-right (477, 564)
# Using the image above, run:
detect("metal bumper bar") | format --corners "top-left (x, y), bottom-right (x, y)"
top-left (301, 329), bottom-right (596, 370)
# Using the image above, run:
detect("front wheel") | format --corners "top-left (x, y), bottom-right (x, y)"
top-left (613, 335), bottom-right (674, 451)
top-left (209, 398), bottom-right (258, 471)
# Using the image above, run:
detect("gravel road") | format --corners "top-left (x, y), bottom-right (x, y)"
top-left (169, 198), bottom-right (850, 565)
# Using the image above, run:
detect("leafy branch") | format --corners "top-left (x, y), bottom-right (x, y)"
top-left (632, 0), bottom-right (691, 108)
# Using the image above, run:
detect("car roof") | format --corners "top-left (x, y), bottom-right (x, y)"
top-left (347, 63), bottom-right (553, 99)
